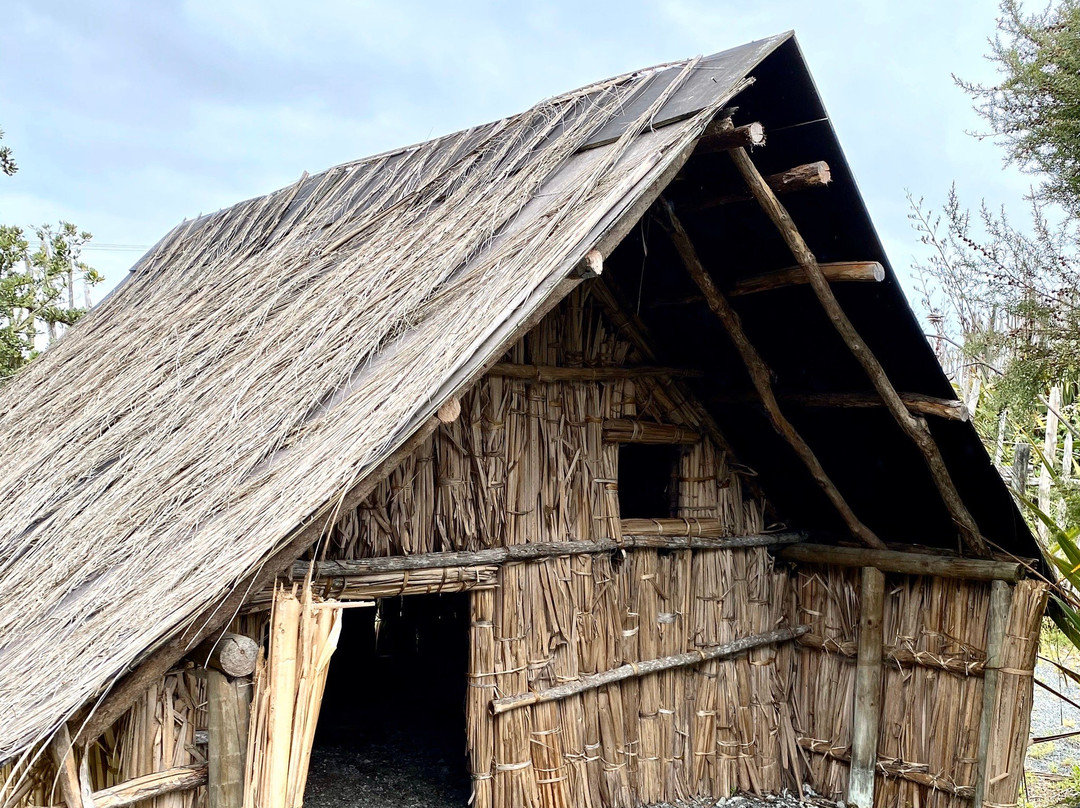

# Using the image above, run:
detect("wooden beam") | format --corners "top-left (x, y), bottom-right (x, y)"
top-left (569, 248), bottom-right (604, 279)
top-left (206, 670), bottom-right (248, 808)
top-left (849, 566), bottom-right (885, 808)
top-left (726, 139), bottom-right (990, 557)
top-left (602, 419), bottom-right (700, 444)
top-left (48, 725), bottom-right (85, 808)
top-left (695, 121), bottom-right (765, 153)
top-left (730, 261), bottom-right (885, 297)
top-left (682, 161), bottom-right (831, 210)
top-left (712, 390), bottom-right (970, 422)
top-left (781, 391), bottom-right (969, 422)
top-left (51, 766), bottom-right (209, 808)
top-left (657, 198), bottom-right (885, 550)
top-left (186, 633), bottom-right (259, 678)
top-left (491, 625), bottom-right (808, 715)
top-left (487, 363), bottom-right (702, 383)
top-left (974, 580), bottom-right (1012, 808)
top-left (293, 529), bottom-right (808, 578)
top-left (776, 543), bottom-right (1024, 583)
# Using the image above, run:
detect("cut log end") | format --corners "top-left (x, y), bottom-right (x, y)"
top-left (188, 633), bottom-right (259, 678)
top-left (437, 397), bottom-right (462, 424)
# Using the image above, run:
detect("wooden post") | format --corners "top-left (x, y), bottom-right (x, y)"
top-left (49, 724), bottom-right (87, 808)
top-left (207, 670), bottom-right (250, 808)
top-left (974, 579), bottom-right (1012, 808)
top-left (1011, 441), bottom-right (1030, 497)
top-left (848, 567), bottom-right (884, 808)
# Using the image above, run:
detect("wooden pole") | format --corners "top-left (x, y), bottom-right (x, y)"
top-left (848, 566), bottom-right (885, 808)
top-left (487, 363), bottom-right (701, 382)
top-left (974, 579), bottom-right (1012, 808)
top-left (776, 543), bottom-right (1024, 583)
top-left (730, 261), bottom-right (885, 297)
top-left (295, 530), bottom-right (808, 578)
top-left (48, 725), bottom-right (85, 808)
top-left (207, 670), bottom-right (249, 808)
top-left (695, 121), bottom-right (765, 153)
top-left (712, 390), bottom-right (970, 421)
top-left (682, 161), bottom-right (831, 210)
top-left (657, 198), bottom-right (885, 549)
top-left (46, 767), bottom-right (207, 808)
top-left (490, 625), bottom-right (808, 715)
top-left (725, 139), bottom-right (990, 557)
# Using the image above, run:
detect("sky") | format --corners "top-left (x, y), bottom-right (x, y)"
top-left (0, 0), bottom-right (1032, 306)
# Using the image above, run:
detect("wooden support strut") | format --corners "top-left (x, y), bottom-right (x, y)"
top-left (681, 161), bottom-right (831, 210)
top-left (695, 121), bottom-right (765, 153)
top-left (730, 260), bottom-right (885, 297)
top-left (294, 529), bottom-right (808, 578)
top-left (849, 567), bottom-right (885, 808)
top-left (710, 390), bottom-right (970, 422)
top-left (487, 363), bottom-right (702, 382)
top-left (206, 670), bottom-right (249, 808)
top-left (724, 132), bottom-right (991, 557)
top-left (657, 198), bottom-right (886, 550)
top-left (776, 543), bottom-right (1024, 583)
top-left (48, 725), bottom-right (86, 808)
top-left (45, 766), bottom-right (208, 808)
top-left (974, 579), bottom-right (1013, 808)
top-left (490, 625), bottom-right (808, 715)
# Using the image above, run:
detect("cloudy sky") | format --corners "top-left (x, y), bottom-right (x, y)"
top-left (0, 0), bottom-right (1029, 305)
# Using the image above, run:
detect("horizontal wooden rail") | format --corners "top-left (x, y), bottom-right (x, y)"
top-left (797, 633), bottom-right (986, 676)
top-left (293, 529), bottom-right (808, 579)
top-left (710, 390), bottom-right (970, 421)
top-left (682, 161), bottom-right (831, 210)
top-left (799, 739), bottom-right (973, 799)
top-left (730, 261), bottom-right (885, 297)
top-left (488, 363), bottom-right (701, 382)
top-left (47, 766), bottom-right (208, 808)
top-left (602, 419), bottom-right (700, 444)
top-left (491, 625), bottom-right (808, 715)
top-left (777, 543), bottom-right (1024, 582)
top-left (695, 121), bottom-right (765, 153)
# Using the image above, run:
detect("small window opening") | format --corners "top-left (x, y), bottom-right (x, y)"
top-left (617, 444), bottom-right (681, 519)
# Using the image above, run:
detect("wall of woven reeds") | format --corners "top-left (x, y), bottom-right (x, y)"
top-left (794, 566), bottom-right (1046, 808)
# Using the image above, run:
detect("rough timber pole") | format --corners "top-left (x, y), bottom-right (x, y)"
top-left (974, 579), bottom-right (1012, 808)
top-left (658, 198), bottom-right (885, 550)
top-left (207, 670), bottom-right (249, 808)
top-left (723, 131), bottom-right (990, 557)
top-left (849, 566), bottom-right (885, 808)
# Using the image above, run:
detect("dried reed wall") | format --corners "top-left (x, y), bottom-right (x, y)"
top-left (795, 566), bottom-right (1046, 808)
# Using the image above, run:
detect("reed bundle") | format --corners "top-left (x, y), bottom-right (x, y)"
top-left (243, 586), bottom-right (341, 808)
top-left (0, 49), bottom-right (744, 762)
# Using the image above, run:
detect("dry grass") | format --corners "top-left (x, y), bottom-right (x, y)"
top-left (0, 53), bottom-right (749, 767)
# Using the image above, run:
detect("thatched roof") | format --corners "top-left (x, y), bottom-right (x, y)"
top-left (0, 36), bottom-right (791, 762)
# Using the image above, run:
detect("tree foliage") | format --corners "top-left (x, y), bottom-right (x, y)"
top-left (959, 0), bottom-right (1080, 214)
top-left (0, 128), bottom-right (102, 379)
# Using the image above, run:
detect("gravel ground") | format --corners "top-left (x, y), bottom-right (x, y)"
top-left (1027, 657), bottom-right (1080, 777)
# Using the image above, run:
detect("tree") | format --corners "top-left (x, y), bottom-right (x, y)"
top-left (0, 129), bottom-right (102, 379)
top-left (913, 0), bottom-right (1080, 643)
top-left (958, 0), bottom-right (1080, 216)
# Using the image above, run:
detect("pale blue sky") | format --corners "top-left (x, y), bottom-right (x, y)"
top-left (0, 0), bottom-right (1029, 305)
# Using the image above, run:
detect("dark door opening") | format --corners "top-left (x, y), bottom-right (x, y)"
top-left (304, 593), bottom-right (471, 808)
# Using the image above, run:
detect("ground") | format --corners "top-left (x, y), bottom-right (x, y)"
top-left (1024, 656), bottom-right (1080, 807)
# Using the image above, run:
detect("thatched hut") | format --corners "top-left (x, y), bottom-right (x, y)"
top-left (0, 32), bottom-right (1049, 808)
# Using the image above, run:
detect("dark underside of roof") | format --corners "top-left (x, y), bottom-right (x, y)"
top-left (600, 37), bottom-right (1041, 563)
